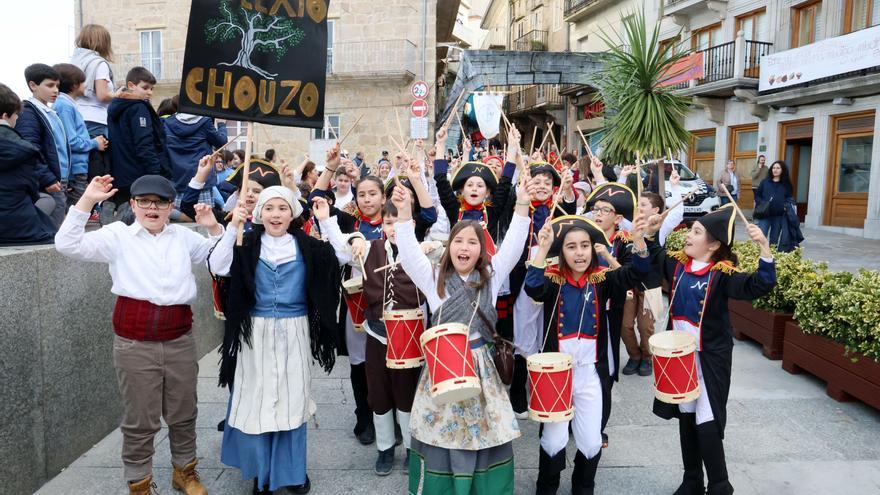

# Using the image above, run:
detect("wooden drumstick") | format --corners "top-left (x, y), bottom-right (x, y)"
top-left (211, 129), bottom-right (248, 159)
top-left (373, 260), bottom-right (402, 273)
top-left (719, 183), bottom-right (750, 225)
top-left (660, 191), bottom-right (696, 219)
top-left (358, 254), bottom-right (368, 281)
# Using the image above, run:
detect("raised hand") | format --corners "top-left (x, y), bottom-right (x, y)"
top-left (81, 175), bottom-right (117, 205)
top-left (95, 135), bottom-right (108, 151)
top-left (646, 213), bottom-right (663, 235)
top-left (746, 223), bottom-right (772, 258)
top-left (326, 143), bottom-right (341, 170)
top-left (390, 178), bottom-right (413, 221)
top-left (536, 223), bottom-right (553, 251)
top-left (311, 196), bottom-right (331, 221)
top-left (507, 125), bottom-right (521, 158)
top-left (194, 203), bottom-right (221, 234)
top-left (462, 136), bottom-right (472, 158)
top-left (195, 155), bottom-right (214, 183)
top-left (561, 168), bottom-right (574, 193)
top-left (436, 126), bottom-right (448, 146)
top-left (230, 201), bottom-right (249, 229)
top-left (280, 164), bottom-right (296, 190)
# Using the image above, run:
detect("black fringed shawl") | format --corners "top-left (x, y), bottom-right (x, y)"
top-left (218, 226), bottom-right (341, 387)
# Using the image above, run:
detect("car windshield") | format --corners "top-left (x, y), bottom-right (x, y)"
top-left (662, 162), bottom-right (698, 180)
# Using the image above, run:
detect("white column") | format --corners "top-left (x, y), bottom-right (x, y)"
top-left (863, 110), bottom-right (880, 239)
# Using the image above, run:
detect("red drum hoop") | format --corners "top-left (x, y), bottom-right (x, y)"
top-left (342, 277), bottom-right (366, 332)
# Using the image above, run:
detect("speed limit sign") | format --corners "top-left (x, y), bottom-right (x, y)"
top-left (411, 81), bottom-right (429, 100)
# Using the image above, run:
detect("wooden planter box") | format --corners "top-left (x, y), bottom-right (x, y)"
top-left (782, 322), bottom-right (880, 411)
top-left (728, 299), bottom-right (793, 360)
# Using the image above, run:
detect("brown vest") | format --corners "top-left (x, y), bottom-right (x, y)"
top-left (362, 238), bottom-right (423, 321)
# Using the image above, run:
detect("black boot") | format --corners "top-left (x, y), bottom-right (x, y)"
top-left (697, 421), bottom-right (733, 495)
top-left (535, 447), bottom-right (566, 495)
top-left (252, 478), bottom-right (270, 495)
top-left (510, 355), bottom-right (529, 416)
top-left (674, 413), bottom-right (704, 495)
top-left (571, 449), bottom-right (601, 495)
top-left (350, 363), bottom-right (374, 444)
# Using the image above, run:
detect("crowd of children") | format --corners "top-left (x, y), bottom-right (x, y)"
top-left (29, 23), bottom-right (781, 495)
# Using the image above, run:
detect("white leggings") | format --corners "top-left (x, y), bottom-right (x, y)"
top-left (677, 354), bottom-right (714, 425)
top-left (540, 362), bottom-right (603, 459)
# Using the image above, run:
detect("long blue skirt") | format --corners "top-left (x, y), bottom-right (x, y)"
top-left (220, 396), bottom-right (308, 491)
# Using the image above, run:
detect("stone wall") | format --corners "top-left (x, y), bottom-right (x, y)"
top-left (0, 238), bottom-right (223, 494)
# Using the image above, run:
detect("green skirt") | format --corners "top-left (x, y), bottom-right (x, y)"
top-left (408, 438), bottom-right (514, 495)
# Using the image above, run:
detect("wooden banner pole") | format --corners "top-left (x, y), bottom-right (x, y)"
top-left (236, 122), bottom-right (255, 246)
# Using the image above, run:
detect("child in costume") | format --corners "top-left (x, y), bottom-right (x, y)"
top-left (392, 171), bottom-right (537, 494)
top-left (209, 186), bottom-right (340, 495)
top-left (525, 216), bottom-right (652, 495)
top-left (637, 204), bottom-right (775, 495)
top-left (310, 145), bottom-right (436, 446)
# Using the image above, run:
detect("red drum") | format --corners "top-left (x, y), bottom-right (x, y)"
top-left (211, 275), bottom-right (230, 321)
top-left (527, 352), bottom-right (574, 423)
top-left (649, 331), bottom-right (700, 404)
top-left (420, 323), bottom-right (480, 404)
top-left (342, 277), bottom-right (366, 332)
top-left (384, 309), bottom-right (425, 369)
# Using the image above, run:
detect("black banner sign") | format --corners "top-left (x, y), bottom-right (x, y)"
top-left (178, 0), bottom-right (329, 128)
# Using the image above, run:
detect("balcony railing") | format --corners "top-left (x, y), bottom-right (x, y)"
top-left (506, 84), bottom-right (563, 114)
top-left (112, 50), bottom-right (184, 83)
top-left (744, 41), bottom-right (772, 78)
top-left (665, 37), bottom-right (772, 93)
top-left (514, 30), bottom-right (548, 52)
top-left (564, 0), bottom-right (610, 20)
top-left (328, 39), bottom-right (417, 78)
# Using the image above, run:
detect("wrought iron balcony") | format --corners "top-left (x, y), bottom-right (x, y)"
top-left (514, 30), bottom-right (548, 52)
top-left (564, 0), bottom-right (614, 23)
top-left (666, 35), bottom-right (772, 97)
top-left (506, 84), bottom-right (563, 115)
top-left (327, 39), bottom-right (417, 80)
top-left (111, 50), bottom-right (184, 83)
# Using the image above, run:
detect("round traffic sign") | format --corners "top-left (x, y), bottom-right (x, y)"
top-left (411, 100), bottom-right (429, 118)
top-left (411, 81), bottom-right (429, 100)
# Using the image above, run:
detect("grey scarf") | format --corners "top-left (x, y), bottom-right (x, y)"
top-left (433, 270), bottom-right (497, 343)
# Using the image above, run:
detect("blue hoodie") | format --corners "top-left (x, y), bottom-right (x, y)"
top-left (164, 114), bottom-right (227, 193)
top-left (54, 92), bottom-right (98, 176)
top-left (107, 95), bottom-right (169, 188)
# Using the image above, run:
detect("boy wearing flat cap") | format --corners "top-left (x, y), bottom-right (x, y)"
top-left (55, 174), bottom-right (223, 495)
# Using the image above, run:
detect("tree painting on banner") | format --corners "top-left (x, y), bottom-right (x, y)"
top-left (179, 0), bottom-right (330, 128)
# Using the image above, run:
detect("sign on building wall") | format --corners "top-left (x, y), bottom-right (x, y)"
top-left (760, 24), bottom-right (880, 92)
top-left (658, 52), bottom-right (704, 88)
top-left (178, 0), bottom-right (330, 128)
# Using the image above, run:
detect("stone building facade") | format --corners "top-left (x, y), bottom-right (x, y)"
top-left (75, 0), bottom-right (441, 168)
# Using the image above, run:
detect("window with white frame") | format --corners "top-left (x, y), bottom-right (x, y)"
top-left (312, 114), bottom-right (340, 140)
top-left (326, 20), bottom-right (335, 74)
top-left (139, 30), bottom-right (163, 80)
top-left (226, 121), bottom-right (250, 152)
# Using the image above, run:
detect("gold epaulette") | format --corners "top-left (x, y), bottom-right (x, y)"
top-left (615, 230), bottom-right (632, 243)
top-left (711, 260), bottom-right (741, 274)
top-left (668, 250), bottom-right (689, 264)
top-left (588, 268), bottom-right (609, 284)
top-left (544, 270), bottom-right (565, 285)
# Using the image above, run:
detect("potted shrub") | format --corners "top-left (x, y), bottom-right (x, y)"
top-left (783, 269), bottom-right (880, 410)
top-left (727, 245), bottom-right (817, 359)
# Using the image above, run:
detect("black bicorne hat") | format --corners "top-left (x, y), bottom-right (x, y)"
top-left (226, 159), bottom-right (282, 189)
top-left (451, 161), bottom-right (499, 191)
top-left (699, 203), bottom-right (737, 246)
top-left (548, 215), bottom-right (610, 258)
top-left (585, 182), bottom-right (637, 222)
top-left (528, 161), bottom-right (561, 187)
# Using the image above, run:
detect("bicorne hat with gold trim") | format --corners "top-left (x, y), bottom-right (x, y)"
top-left (528, 161), bottom-right (561, 187)
top-left (699, 203), bottom-right (737, 247)
top-left (226, 159), bottom-right (282, 189)
top-left (451, 161), bottom-right (499, 191)
top-left (585, 182), bottom-right (637, 222)
top-left (384, 175), bottom-right (416, 196)
top-left (548, 215), bottom-right (610, 257)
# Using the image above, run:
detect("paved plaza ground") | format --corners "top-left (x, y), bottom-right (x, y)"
top-left (37, 337), bottom-right (880, 495)
top-left (36, 225), bottom-right (880, 494)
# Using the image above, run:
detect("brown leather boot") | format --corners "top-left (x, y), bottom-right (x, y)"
top-left (129, 476), bottom-right (160, 495)
top-left (172, 459), bottom-right (208, 495)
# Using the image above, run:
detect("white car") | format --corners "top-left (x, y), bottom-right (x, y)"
top-left (639, 160), bottom-right (721, 220)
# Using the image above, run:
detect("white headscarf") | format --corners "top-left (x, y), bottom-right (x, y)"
top-left (252, 186), bottom-right (303, 225)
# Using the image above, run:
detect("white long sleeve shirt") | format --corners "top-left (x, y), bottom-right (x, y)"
top-left (54, 209), bottom-right (223, 306)
top-left (394, 211), bottom-right (530, 314)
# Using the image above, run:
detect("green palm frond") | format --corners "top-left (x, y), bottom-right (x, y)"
top-left (591, 9), bottom-right (692, 165)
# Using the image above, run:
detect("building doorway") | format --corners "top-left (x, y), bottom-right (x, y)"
top-left (729, 124), bottom-right (759, 208)
top-left (825, 111), bottom-right (875, 228)
top-left (779, 119), bottom-right (814, 222)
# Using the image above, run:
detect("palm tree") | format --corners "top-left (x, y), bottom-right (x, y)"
top-left (593, 8), bottom-right (692, 198)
